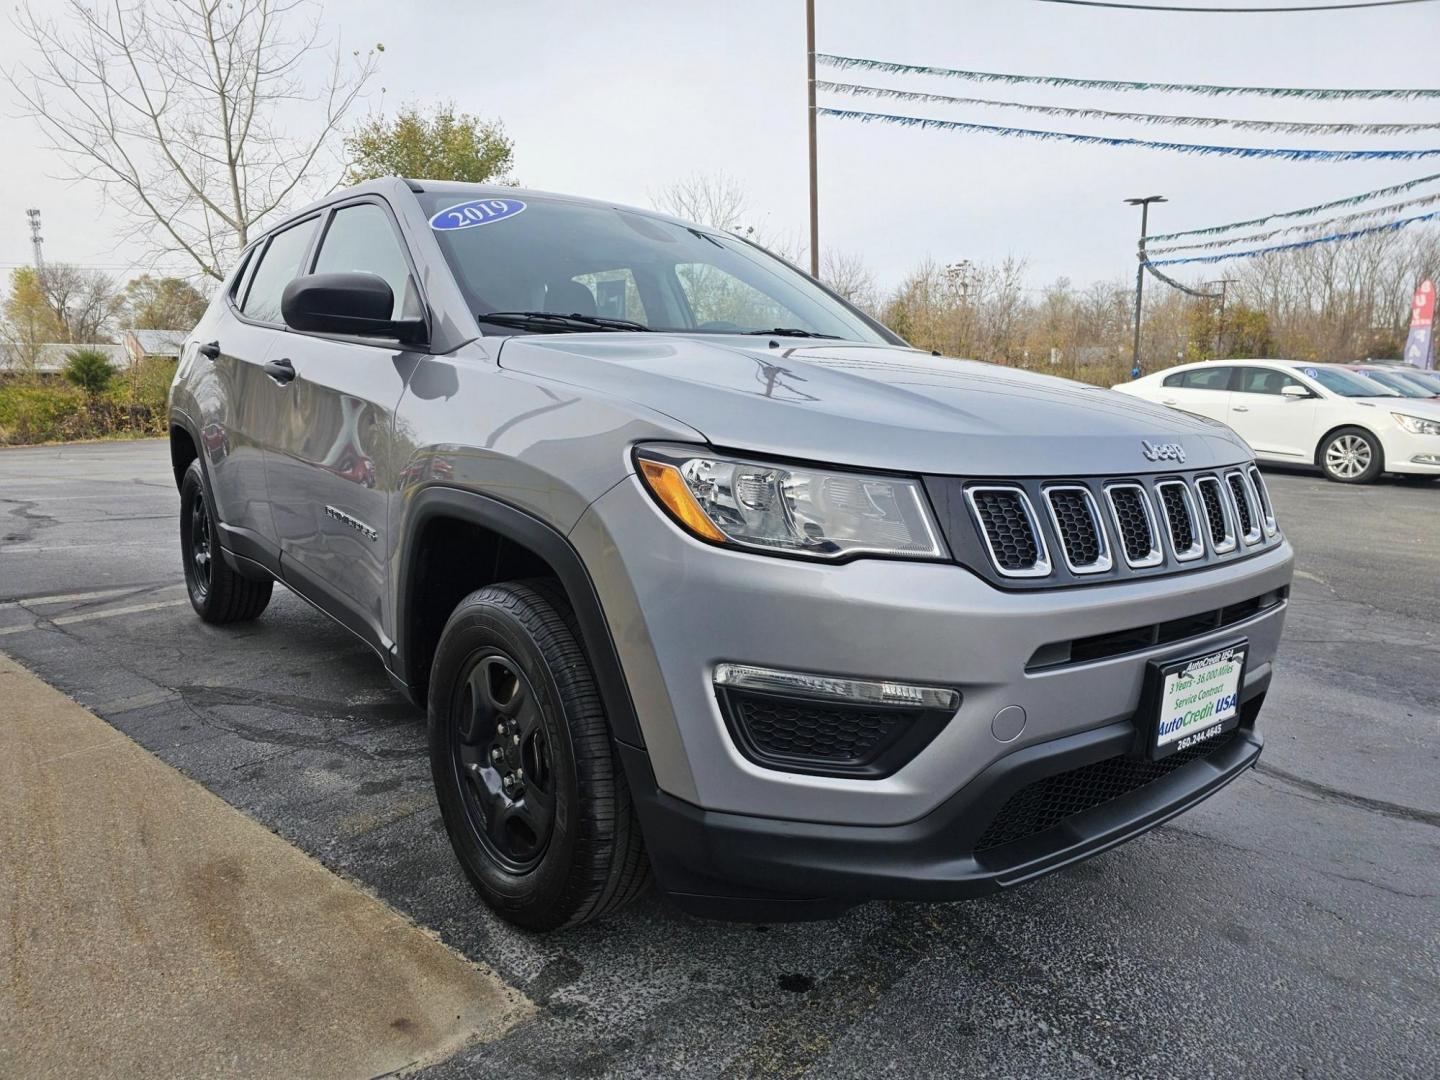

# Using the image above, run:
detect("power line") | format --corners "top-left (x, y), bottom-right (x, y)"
top-left (818, 80), bottom-right (1440, 134)
top-left (819, 107), bottom-right (1440, 160)
top-left (1035, 0), bottom-right (1435, 10)
top-left (817, 53), bottom-right (1440, 99)
top-left (1149, 171), bottom-right (1440, 239)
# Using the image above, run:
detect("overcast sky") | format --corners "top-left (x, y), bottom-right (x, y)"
top-left (1, 0), bottom-right (1436, 292)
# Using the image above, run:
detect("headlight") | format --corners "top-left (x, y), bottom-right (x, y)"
top-left (635, 445), bottom-right (947, 561)
top-left (1392, 412), bottom-right (1440, 436)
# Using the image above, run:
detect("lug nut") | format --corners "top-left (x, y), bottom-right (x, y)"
top-left (511, 734), bottom-right (520, 746)
top-left (514, 768), bottom-right (524, 781)
top-left (490, 747), bottom-right (502, 761)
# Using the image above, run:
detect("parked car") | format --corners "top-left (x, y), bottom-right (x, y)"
top-left (1345, 363), bottom-right (1440, 399)
top-left (169, 179), bottom-right (1294, 929)
top-left (1115, 359), bottom-right (1440, 484)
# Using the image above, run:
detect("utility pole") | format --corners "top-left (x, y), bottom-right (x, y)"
top-left (1205, 277), bottom-right (1237, 359)
top-left (1125, 195), bottom-right (1166, 378)
top-left (25, 208), bottom-right (44, 268)
top-left (806, 0), bottom-right (819, 278)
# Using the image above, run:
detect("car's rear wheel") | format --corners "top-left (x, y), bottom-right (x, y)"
top-left (428, 580), bottom-right (649, 930)
top-left (1318, 427), bottom-right (1383, 484)
top-left (179, 459), bottom-right (273, 622)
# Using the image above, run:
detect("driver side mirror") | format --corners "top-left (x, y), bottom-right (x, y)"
top-left (281, 272), bottom-right (427, 345)
top-left (1281, 384), bottom-right (1312, 400)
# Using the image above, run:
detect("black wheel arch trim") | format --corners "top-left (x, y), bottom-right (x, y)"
top-left (394, 485), bottom-right (645, 749)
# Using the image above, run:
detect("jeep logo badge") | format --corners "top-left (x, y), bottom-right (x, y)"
top-left (1141, 440), bottom-right (1186, 464)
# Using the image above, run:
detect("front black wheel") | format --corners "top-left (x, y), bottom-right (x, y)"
top-left (179, 459), bottom-right (273, 623)
top-left (428, 580), bottom-right (649, 930)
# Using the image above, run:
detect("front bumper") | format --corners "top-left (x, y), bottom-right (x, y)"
top-left (620, 688), bottom-right (1265, 921)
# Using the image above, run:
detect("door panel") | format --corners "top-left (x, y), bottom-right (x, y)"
top-left (264, 339), bottom-right (408, 646)
top-left (1228, 367), bottom-right (1318, 459)
top-left (1157, 367), bottom-right (1234, 426)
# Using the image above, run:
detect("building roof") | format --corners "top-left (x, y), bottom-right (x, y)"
top-left (0, 343), bottom-right (129, 374)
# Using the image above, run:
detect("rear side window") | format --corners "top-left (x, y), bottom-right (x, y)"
top-left (241, 217), bottom-right (320, 323)
top-left (312, 203), bottom-right (421, 320)
top-left (1234, 367), bottom-right (1304, 396)
top-left (1170, 367), bottom-right (1233, 391)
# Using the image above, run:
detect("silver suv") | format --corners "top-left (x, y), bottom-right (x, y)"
top-left (168, 179), bottom-right (1294, 929)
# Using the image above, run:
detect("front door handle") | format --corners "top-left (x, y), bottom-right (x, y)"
top-left (1233, 405), bottom-right (1249, 413)
top-left (198, 340), bottom-right (220, 360)
top-left (263, 357), bottom-right (296, 385)
top-left (1162, 398), bottom-right (1177, 405)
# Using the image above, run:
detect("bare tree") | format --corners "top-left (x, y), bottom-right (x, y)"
top-left (9, 0), bottom-right (380, 280)
top-left (36, 265), bottom-right (125, 343)
top-left (652, 172), bottom-right (751, 234)
top-left (821, 250), bottom-right (879, 312)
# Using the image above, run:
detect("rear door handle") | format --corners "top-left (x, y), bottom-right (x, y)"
top-left (263, 357), bottom-right (296, 385)
top-left (198, 340), bottom-right (220, 360)
top-left (1161, 398), bottom-right (1177, 405)
top-left (1233, 405), bottom-right (1249, 413)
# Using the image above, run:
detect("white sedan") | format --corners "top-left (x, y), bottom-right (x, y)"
top-left (1113, 359), bottom-right (1440, 484)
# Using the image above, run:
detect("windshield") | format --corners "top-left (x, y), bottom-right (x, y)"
top-left (417, 191), bottom-right (890, 343)
top-left (1307, 366), bottom-right (1399, 398)
top-left (1357, 368), bottom-right (1436, 397)
top-left (1403, 368), bottom-right (1440, 393)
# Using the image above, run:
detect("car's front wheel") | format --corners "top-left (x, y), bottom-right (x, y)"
top-left (1319, 427), bottom-right (1383, 484)
top-left (179, 459), bottom-right (273, 622)
top-left (428, 580), bottom-right (649, 930)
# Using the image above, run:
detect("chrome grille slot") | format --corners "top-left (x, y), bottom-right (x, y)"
top-left (1155, 480), bottom-right (1204, 562)
top-left (1247, 465), bottom-right (1277, 535)
top-left (1042, 485), bottom-right (1111, 574)
top-left (1226, 470), bottom-right (1262, 544)
top-left (1194, 476), bottom-right (1237, 554)
top-left (965, 486), bottom-right (1050, 578)
top-left (1104, 483), bottom-right (1163, 568)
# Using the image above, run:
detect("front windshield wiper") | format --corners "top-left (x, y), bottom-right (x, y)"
top-left (479, 311), bottom-right (652, 332)
top-left (742, 327), bottom-right (841, 339)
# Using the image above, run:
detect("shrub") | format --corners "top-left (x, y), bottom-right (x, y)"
top-left (63, 349), bottom-right (116, 396)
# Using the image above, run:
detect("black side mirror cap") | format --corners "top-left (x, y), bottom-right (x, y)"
top-left (281, 272), bottom-right (427, 344)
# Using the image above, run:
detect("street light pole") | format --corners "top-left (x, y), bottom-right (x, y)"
top-left (806, 0), bottom-right (819, 278)
top-left (1125, 195), bottom-right (1166, 378)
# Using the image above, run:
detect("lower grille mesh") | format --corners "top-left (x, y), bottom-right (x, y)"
top-left (729, 693), bottom-right (911, 764)
top-left (974, 731), bottom-right (1239, 853)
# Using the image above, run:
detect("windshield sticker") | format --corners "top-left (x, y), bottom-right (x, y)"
top-left (1303, 367), bottom-right (1319, 378)
top-left (430, 198), bottom-right (526, 231)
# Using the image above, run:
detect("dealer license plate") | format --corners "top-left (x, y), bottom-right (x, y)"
top-left (1147, 642), bottom-right (1247, 761)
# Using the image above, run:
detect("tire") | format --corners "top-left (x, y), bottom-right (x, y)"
top-left (179, 459), bottom-right (273, 622)
top-left (428, 579), bottom-right (649, 930)
top-left (1318, 427), bottom-right (1383, 484)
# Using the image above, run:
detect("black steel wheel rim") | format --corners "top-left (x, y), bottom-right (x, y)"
top-left (450, 649), bottom-right (556, 873)
top-left (189, 493), bottom-right (213, 598)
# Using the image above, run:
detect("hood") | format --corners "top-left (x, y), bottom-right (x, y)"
top-left (496, 335), bottom-right (1251, 476)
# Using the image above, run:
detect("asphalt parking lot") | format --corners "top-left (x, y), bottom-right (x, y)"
top-left (2, 439), bottom-right (1437, 1079)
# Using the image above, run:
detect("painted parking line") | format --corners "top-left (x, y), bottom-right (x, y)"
top-left (0, 597), bottom-right (191, 637)
top-left (0, 651), bottom-right (530, 1076)
top-left (0, 587), bottom-right (161, 610)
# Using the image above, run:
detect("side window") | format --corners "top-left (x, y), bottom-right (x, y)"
top-left (1234, 367), bottom-right (1302, 396)
top-left (312, 203), bottom-right (420, 320)
top-left (230, 245), bottom-right (261, 309)
top-left (242, 218), bottom-right (320, 323)
top-left (1162, 372), bottom-right (1184, 388)
top-left (572, 269), bottom-right (647, 321)
top-left (1179, 366), bottom-right (1233, 391)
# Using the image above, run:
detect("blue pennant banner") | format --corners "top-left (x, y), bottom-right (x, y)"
top-left (818, 107), bottom-right (1440, 162)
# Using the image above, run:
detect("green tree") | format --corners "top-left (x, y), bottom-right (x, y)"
top-left (1, 267), bottom-right (66, 371)
top-left (62, 348), bottom-right (114, 396)
top-left (345, 103), bottom-right (515, 184)
top-left (123, 276), bottom-right (209, 330)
